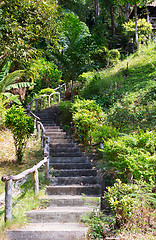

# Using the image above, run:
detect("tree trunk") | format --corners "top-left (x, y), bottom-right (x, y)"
top-left (125, 3), bottom-right (131, 22)
top-left (134, 4), bottom-right (139, 51)
top-left (94, 0), bottom-right (100, 21)
top-left (110, 4), bottom-right (115, 36)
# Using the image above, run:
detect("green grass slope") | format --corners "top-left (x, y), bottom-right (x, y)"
top-left (80, 43), bottom-right (156, 132)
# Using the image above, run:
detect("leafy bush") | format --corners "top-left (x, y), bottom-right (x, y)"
top-left (101, 130), bottom-right (156, 183)
top-left (108, 49), bottom-right (120, 66)
top-left (123, 18), bottom-right (153, 44)
top-left (5, 105), bottom-right (34, 163)
top-left (104, 179), bottom-right (155, 228)
top-left (27, 58), bottom-right (62, 93)
top-left (91, 124), bottom-right (119, 143)
top-left (71, 98), bottom-right (104, 143)
top-left (38, 88), bottom-right (55, 96)
top-left (59, 101), bottom-right (73, 130)
top-left (91, 46), bottom-right (109, 68)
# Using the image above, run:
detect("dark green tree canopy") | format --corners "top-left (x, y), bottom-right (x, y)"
top-left (0, 0), bottom-right (59, 64)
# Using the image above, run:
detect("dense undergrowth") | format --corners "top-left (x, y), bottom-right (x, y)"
top-left (59, 43), bottom-right (156, 239)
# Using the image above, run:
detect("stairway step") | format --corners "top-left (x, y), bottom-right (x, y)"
top-left (46, 185), bottom-right (101, 196)
top-left (7, 223), bottom-right (87, 240)
top-left (49, 163), bottom-right (92, 169)
top-left (26, 206), bottom-right (93, 223)
top-left (49, 157), bottom-right (87, 163)
top-left (39, 195), bottom-right (100, 207)
top-left (50, 176), bottom-right (99, 186)
top-left (50, 147), bottom-right (80, 153)
top-left (49, 139), bottom-right (71, 143)
top-left (45, 126), bottom-right (61, 130)
top-left (50, 152), bottom-right (83, 157)
top-left (50, 169), bottom-right (97, 177)
top-left (47, 132), bottom-right (67, 136)
top-left (50, 143), bottom-right (76, 148)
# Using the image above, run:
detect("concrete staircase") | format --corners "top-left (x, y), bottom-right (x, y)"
top-left (7, 107), bottom-right (101, 240)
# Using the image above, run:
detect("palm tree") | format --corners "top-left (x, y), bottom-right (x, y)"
top-left (0, 61), bottom-right (34, 104)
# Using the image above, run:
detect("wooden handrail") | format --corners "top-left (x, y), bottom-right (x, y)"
top-left (2, 156), bottom-right (48, 222)
top-left (26, 83), bottom-right (66, 112)
top-left (2, 158), bottom-right (47, 182)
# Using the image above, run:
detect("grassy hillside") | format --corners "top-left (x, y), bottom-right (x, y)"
top-left (80, 43), bottom-right (156, 132)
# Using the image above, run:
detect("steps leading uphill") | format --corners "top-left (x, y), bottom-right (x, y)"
top-left (7, 107), bottom-right (101, 240)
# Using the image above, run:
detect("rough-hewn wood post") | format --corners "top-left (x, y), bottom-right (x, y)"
top-left (45, 156), bottom-right (49, 180)
top-left (35, 99), bottom-right (38, 111)
top-left (41, 97), bottom-right (43, 110)
top-left (33, 170), bottom-right (39, 196)
top-left (5, 180), bottom-right (13, 222)
top-left (49, 95), bottom-right (51, 107)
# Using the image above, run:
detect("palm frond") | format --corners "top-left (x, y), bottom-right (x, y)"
top-left (0, 70), bottom-right (24, 93)
top-left (3, 92), bottom-right (22, 105)
top-left (5, 82), bottom-right (35, 91)
top-left (0, 61), bottom-right (11, 82)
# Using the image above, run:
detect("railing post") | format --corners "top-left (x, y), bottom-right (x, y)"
top-left (49, 95), bottom-right (51, 107)
top-left (35, 99), bottom-right (38, 111)
top-left (30, 102), bottom-right (33, 112)
top-left (33, 170), bottom-right (39, 196)
top-left (58, 93), bottom-right (60, 102)
top-left (41, 97), bottom-right (43, 110)
top-left (45, 156), bottom-right (49, 180)
top-left (5, 179), bottom-right (13, 222)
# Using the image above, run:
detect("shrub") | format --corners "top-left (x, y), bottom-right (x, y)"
top-left (104, 179), bottom-right (155, 228)
top-left (91, 124), bottom-right (119, 144)
top-left (123, 18), bottom-right (153, 44)
top-left (101, 130), bottom-right (156, 183)
top-left (38, 88), bottom-right (55, 96)
top-left (5, 105), bottom-right (34, 163)
top-left (108, 49), bottom-right (120, 66)
top-left (59, 101), bottom-right (73, 130)
top-left (71, 98), bottom-right (104, 143)
top-left (27, 58), bottom-right (62, 93)
top-left (91, 46), bottom-right (109, 68)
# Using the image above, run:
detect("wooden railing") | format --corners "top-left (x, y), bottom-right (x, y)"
top-left (1, 113), bottom-right (50, 222)
top-left (26, 83), bottom-right (66, 112)
top-left (1, 83), bottom-right (66, 222)
top-left (2, 157), bottom-right (48, 222)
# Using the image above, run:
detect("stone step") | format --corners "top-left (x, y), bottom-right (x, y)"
top-left (49, 136), bottom-right (69, 140)
top-left (7, 223), bottom-right (87, 240)
top-left (45, 126), bottom-right (61, 130)
top-left (50, 152), bottom-right (83, 157)
top-left (50, 169), bottom-right (97, 177)
top-left (50, 143), bottom-right (77, 148)
top-left (46, 132), bottom-right (66, 136)
top-left (49, 157), bottom-right (87, 163)
top-left (50, 147), bottom-right (80, 153)
top-left (49, 139), bottom-right (71, 144)
top-left (50, 176), bottom-right (99, 186)
top-left (46, 185), bottom-right (101, 196)
top-left (49, 163), bottom-right (92, 170)
top-left (25, 206), bottom-right (93, 223)
top-left (39, 195), bottom-right (100, 207)
top-left (46, 129), bottom-right (63, 133)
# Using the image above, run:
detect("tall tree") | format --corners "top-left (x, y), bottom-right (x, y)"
top-left (0, 0), bottom-right (59, 65)
top-left (52, 13), bottom-right (92, 98)
top-left (114, 0), bottom-right (154, 50)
